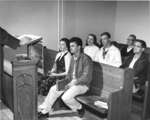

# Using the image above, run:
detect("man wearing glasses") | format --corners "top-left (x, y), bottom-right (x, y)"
top-left (121, 34), bottom-right (136, 62)
top-left (121, 39), bottom-right (148, 97)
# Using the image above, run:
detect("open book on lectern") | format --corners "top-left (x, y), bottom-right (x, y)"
top-left (17, 34), bottom-right (43, 60)
top-left (18, 34), bottom-right (42, 46)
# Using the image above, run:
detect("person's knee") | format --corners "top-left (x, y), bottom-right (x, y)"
top-left (61, 94), bottom-right (71, 103)
top-left (50, 85), bottom-right (57, 92)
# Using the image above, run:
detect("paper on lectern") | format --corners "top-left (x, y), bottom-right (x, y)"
top-left (17, 34), bottom-right (42, 45)
top-left (94, 100), bottom-right (108, 109)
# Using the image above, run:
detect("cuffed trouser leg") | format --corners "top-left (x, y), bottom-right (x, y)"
top-left (61, 85), bottom-right (88, 111)
top-left (38, 85), bottom-right (64, 112)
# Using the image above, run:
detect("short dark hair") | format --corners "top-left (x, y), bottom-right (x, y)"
top-left (129, 34), bottom-right (136, 40)
top-left (100, 32), bottom-right (111, 39)
top-left (60, 37), bottom-right (70, 51)
top-left (70, 37), bottom-right (82, 47)
top-left (134, 39), bottom-right (147, 48)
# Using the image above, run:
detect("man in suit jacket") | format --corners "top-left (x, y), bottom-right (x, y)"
top-left (121, 34), bottom-right (136, 62)
top-left (121, 39), bottom-right (148, 95)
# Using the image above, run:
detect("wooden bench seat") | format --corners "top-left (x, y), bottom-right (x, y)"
top-left (76, 95), bottom-right (108, 118)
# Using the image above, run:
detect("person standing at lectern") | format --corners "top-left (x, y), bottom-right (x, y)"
top-left (38, 37), bottom-right (93, 118)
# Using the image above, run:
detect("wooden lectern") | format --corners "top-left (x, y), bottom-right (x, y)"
top-left (12, 59), bottom-right (39, 120)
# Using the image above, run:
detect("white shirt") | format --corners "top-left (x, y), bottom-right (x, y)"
top-left (129, 56), bottom-right (139, 69)
top-left (52, 51), bottom-right (71, 73)
top-left (84, 45), bottom-right (99, 60)
top-left (94, 45), bottom-right (122, 67)
top-left (127, 47), bottom-right (133, 52)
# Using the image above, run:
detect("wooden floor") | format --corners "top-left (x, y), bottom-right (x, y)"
top-left (0, 96), bottom-right (145, 120)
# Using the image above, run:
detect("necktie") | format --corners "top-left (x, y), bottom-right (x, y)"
top-left (103, 48), bottom-right (108, 59)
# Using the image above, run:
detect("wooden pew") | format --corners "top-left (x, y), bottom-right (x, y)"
top-left (76, 62), bottom-right (134, 120)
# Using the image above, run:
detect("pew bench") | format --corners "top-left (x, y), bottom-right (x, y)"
top-left (76, 62), bottom-right (134, 120)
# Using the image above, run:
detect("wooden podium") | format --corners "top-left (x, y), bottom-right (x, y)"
top-left (12, 59), bottom-right (39, 120)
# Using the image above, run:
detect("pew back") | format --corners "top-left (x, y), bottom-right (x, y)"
top-left (77, 62), bottom-right (133, 120)
top-left (89, 62), bottom-right (133, 99)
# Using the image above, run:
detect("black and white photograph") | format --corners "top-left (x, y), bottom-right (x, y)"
top-left (0, 0), bottom-right (150, 120)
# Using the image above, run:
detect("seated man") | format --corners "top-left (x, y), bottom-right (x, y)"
top-left (38, 37), bottom-right (93, 118)
top-left (121, 34), bottom-right (136, 62)
top-left (121, 39), bottom-right (148, 96)
top-left (94, 32), bottom-right (122, 67)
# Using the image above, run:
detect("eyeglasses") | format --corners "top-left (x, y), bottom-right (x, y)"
top-left (134, 45), bottom-right (142, 48)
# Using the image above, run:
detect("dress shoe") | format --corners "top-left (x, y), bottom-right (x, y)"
top-left (38, 112), bottom-right (49, 118)
top-left (77, 107), bottom-right (85, 118)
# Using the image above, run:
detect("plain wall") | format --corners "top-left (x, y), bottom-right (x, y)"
top-left (0, 1), bottom-right (149, 49)
top-left (62, 1), bottom-right (150, 47)
top-left (0, 1), bottom-right (59, 50)
top-left (114, 1), bottom-right (150, 46)
top-left (62, 1), bottom-right (117, 45)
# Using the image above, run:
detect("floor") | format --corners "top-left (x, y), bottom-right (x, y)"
top-left (0, 96), bottom-right (146, 120)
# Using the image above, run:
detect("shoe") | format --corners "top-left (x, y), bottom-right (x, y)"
top-left (133, 89), bottom-right (144, 102)
top-left (38, 112), bottom-right (49, 118)
top-left (38, 112), bottom-right (42, 118)
top-left (77, 107), bottom-right (85, 118)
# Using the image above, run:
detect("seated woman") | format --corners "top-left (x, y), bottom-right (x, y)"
top-left (39, 38), bottom-right (71, 95)
top-left (120, 39), bottom-right (148, 98)
top-left (84, 34), bottom-right (99, 60)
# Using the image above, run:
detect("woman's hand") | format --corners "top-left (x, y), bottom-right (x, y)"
top-left (49, 72), bottom-right (58, 77)
top-left (47, 70), bottom-right (52, 76)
